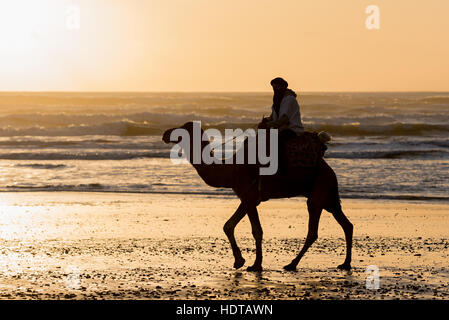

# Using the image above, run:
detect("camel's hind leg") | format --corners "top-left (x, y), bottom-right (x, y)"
top-left (223, 202), bottom-right (247, 269)
top-left (326, 199), bottom-right (353, 270)
top-left (283, 199), bottom-right (322, 271)
top-left (332, 208), bottom-right (353, 270)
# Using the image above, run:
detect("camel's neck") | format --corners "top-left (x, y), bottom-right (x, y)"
top-left (191, 162), bottom-right (236, 189)
top-left (188, 139), bottom-right (237, 188)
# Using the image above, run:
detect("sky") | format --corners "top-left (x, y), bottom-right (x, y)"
top-left (0, 0), bottom-right (448, 92)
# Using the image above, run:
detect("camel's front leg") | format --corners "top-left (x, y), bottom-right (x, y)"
top-left (246, 206), bottom-right (263, 272)
top-left (223, 203), bottom-right (247, 269)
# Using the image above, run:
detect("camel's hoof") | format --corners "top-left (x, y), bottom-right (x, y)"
top-left (233, 257), bottom-right (246, 269)
top-left (283, 263), bottom-right (297, 272)
top-left (246, 265), bottom-right (263, 272)
top-left (337, 263), bottom-right (351, 271)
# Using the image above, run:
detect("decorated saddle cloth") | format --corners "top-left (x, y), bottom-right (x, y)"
top-left (284, 132), bottom-right (327, 168)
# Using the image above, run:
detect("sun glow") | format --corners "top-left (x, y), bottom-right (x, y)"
top-left (0, 0), bottom-right (158, 91)
top-left (0, 0), bottom-right (448, 91)
top-left (0, 1), bottom-right (71, 89)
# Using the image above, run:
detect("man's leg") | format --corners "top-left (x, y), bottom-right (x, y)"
top-left (279, 129), bottom-right (296, 175)
top-left (258, 129), bottom-right (295, 201)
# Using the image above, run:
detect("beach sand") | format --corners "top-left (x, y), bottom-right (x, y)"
top-left (0, 192), bottom-right (448, 300)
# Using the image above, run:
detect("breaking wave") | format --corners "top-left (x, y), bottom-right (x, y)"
top-left (0, 151), bottom-right (169, 160)
top-left (327, 149), bottom-right (448, 159)
top-left (0, 119), bottom-right (447, 137)
top-left (14, 163), bottom-right (67, 169)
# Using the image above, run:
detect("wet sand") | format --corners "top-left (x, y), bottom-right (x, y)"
top-left (0, 192), bottom-right (448, 300)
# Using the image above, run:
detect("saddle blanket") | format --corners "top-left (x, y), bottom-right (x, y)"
top-left (284, 132), bottom-right (327, 168)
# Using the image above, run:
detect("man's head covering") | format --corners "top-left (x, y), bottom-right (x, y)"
top-left (271, 77), bottom-right (289, 115)
top-left (270, 77), bottom-right (288, 88)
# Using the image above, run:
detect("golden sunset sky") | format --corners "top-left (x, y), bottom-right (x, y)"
top-left (0, 0), bottom-right (448, 92)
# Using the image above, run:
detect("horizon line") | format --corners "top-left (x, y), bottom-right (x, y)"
top-left (1, 90), bottom-right (449, 94)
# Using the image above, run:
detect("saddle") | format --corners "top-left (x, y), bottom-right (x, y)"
top-left (284, 132), bottom-right (327, 168)
top-left (256, 131), bottom-right (328, 203)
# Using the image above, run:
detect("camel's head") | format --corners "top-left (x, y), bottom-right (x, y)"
top-left (162, 128), bottom-right (175, 144)
top-left (162, 121), bottom-right (205, 144)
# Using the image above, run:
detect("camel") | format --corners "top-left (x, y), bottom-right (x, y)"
top-left (162, 122), bottom-right (353, 272)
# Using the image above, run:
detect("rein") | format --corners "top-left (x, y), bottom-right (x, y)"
top-left (212, 123), bottom-right (260, 150)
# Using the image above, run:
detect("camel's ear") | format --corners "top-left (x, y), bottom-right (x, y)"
top-left (180, 122), bottom-right (190, 131)
top-left (162, 128), bottom-right (175, 143)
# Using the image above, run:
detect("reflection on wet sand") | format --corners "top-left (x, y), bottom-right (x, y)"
top-left (0, 192), bottom-right (448, 299)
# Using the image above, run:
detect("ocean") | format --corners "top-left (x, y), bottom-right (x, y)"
top-left (0, 92), bottom-right (448, 202)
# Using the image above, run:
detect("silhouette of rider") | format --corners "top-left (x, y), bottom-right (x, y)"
top-left (260, 77), bottom-right (304, 175)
